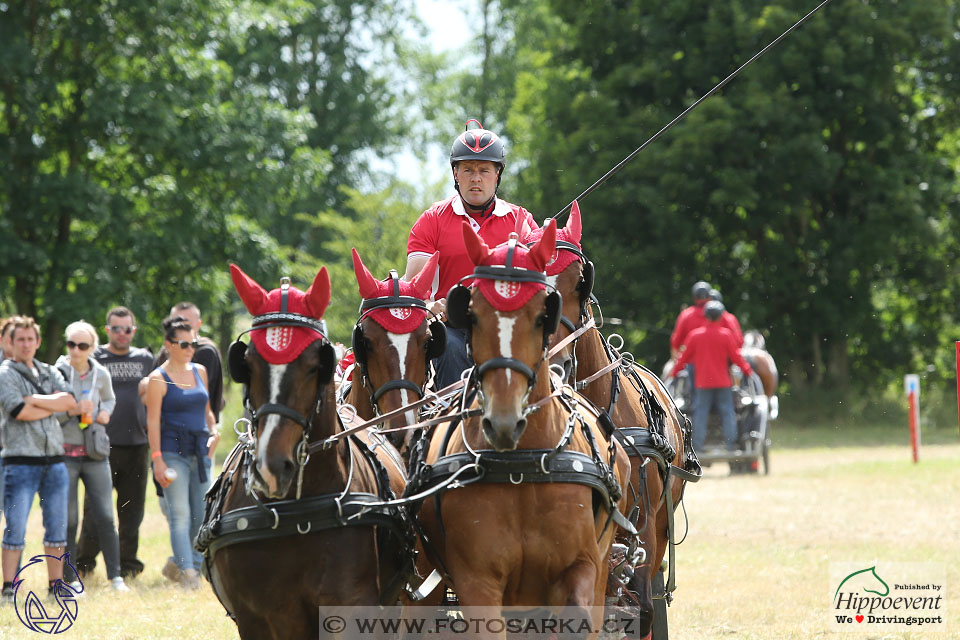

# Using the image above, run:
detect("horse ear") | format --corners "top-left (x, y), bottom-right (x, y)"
top-left (566, 201), bottom-right (582, 245)
top-left (230, 264), bottom-right (268, 315)
top-left (409, 252), bottom-right (440, 300)
top-left (461, 222), bottom-right (491, 266)
top-left (351, 249), bottom-right (380, 300)
top-left (305, 267), bottom-right (331, 320)
top-left (528, 219), bottom-right (557, 271)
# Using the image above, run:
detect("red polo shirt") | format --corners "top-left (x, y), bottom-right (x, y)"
top-left (671, 303), bottom-right (744, 350)
top-left (672, 323), bottom-right (753, 388)
top-left (407, 195), bottom-right (539, 299)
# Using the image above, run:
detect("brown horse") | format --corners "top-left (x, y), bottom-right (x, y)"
top-left (522, 202), bottom-right (701, 639)
top-left (343, 249), bottom-right (446, 457)
top-left (408, 220), bottom-right (631, 635)
top-left (196, 265), bottom-right (413, 639)
top-left (742, 330), bottom-right (779, 400)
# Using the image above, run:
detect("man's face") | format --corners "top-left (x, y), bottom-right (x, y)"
top-left (173, 306), bottom-right (201, 332)
top-left (454, 160), bottom-right (499, 208)
top-left (106, 314), bottom-right (136, 351)
top-left (11, 327), bottom-right (40, 364)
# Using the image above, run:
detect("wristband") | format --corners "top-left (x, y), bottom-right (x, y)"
top-left (151, 450), bottom-right (163, 460)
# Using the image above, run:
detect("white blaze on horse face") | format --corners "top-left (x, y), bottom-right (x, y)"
top-left (496, 312), bottom-right (517, 387)
top-left (256, 363), bottom-right (288, 491)
top-left (387, 332), bottom-right (417, 426)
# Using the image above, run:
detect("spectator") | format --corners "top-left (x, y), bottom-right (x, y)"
top-left (76, 307), bottom-right (155, 580)
top-left (709, 288), bottom-right (744, 347)
top-left (145, 316), bottom-right (219, 590)
top-left (403, 120), bottom-right (539, 387)
top-left (670, 301), bottom-right (753, 454)
top-left (0, 316), bottom-right (21, 525)
top-left (54, 321), bottom-right (129, 593)
top-left (154, 302), bottom-right (224, 421)
top-left (670, 280), bottom-right (711, 359)
top-left (0, 317), bottom-right (76, 602)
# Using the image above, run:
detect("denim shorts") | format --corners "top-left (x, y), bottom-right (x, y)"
top-left (2, 462), bottom-right (69, 549)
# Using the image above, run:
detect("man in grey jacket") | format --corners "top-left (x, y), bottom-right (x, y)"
top-left (0, 316), bottom-right (77, 601)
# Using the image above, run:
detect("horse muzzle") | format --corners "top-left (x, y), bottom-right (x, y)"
top-left (481, 411), bottom-right (528, 451)
top-left (254, 452), bottom-right (296, 498)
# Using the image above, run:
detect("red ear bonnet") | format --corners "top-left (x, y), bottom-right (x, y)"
top-left (520, 202), bottom-right (582, 277)
top-left (352, 249), bottom-right (437, 333)
top-left (460, 221), bottom-right (552, 312)
top-left (230, 263), bottom-right (329, 364)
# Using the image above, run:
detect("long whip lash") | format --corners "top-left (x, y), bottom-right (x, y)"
top-left (552, 0), bottom-right (837, 220)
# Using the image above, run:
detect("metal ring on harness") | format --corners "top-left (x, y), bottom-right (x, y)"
top-left (509, 472), bottom-right (523, 485)
top-left (607, 333), bottom-right (625, 351)
top-left (270, 508), bottom-right (279, 530)
top-left (540, 453), bottom-right (551, 474)
top-left (338, 404), bottom-right (357, 423)
top-left (297, 521), bottom-right (311, 534)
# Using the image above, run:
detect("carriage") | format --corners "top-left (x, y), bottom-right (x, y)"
top-left (665, 348), bottom-right (778, 475)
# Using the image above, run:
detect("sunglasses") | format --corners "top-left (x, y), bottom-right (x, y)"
top-left (108, 326), bottom-right (134, 335)
top-left (172, 339), bottom-right (199, 350)
top-left (66, 341), bottom-right (92, 351)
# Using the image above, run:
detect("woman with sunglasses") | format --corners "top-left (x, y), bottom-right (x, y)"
top-left (54, 321), bottom-right (128, 592)
top-left (145, 316), bottom-right (219, 590)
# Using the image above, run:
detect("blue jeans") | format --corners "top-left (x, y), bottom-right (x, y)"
top-left (65, 457), bottom-right (122, 580)
top-left (160, 452), bottom-right (211, 571)
top-left (2, 462), bottom-right (69, 549)
top-left (432, 325), bottom-right (473, 389)
top-left (692, 387), bottom-right (738, 451)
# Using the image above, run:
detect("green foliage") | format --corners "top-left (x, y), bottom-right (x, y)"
top-left (505, 0), bottom-right (960, 390)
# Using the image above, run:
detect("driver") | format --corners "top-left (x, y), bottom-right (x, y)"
top-left (403, 120), bottom-right (539, 388)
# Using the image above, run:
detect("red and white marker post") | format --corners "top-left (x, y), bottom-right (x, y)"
top-left (905, 374), bottom-right (920, 463)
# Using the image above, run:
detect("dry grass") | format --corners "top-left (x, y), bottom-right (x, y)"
top-left (0, 438), bottom-right (957, 639)
top-left (669, 442), bottom-right (960, 639)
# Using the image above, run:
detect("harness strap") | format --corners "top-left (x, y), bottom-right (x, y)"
top-left (255, 403), bottom-right (311, 430)
top-left (200, 492), bottom-right (401, 557)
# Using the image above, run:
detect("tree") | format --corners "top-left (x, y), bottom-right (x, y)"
top-left (506, 0), bottom-right (959, 390)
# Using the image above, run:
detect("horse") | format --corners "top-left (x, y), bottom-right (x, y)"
top-left (406, 220), bottom-right (631, 636)
top-left (195, 264), bottom-right (414, 639)
top-left (342, 249), bottom-right (446, 458)
top-left (742, 330), bottom-right (779, 400)
top-left (520, 202), bottom-right (701, 640)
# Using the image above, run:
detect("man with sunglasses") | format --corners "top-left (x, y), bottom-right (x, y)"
top-left (75, 306), bottom-right (155, 580)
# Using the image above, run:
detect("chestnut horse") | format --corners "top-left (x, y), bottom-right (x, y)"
top-left (406, 221), bottom-right (631, 636)
top-left (196, 265), bottom-right (413, 639)
top-left (521, 202), bottom-right (701, 639)
top-left (342, 249), bottom-right (446, 457)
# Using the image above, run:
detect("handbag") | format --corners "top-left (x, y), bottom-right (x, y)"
top-left (83, 422), bottom-right (111, 461)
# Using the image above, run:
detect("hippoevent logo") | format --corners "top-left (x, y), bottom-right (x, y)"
top-left (12, 553), bottom-right (83, 634)
top-left (830, 563), bottom-right (945, 632)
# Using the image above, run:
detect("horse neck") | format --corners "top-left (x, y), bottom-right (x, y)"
top-left (346, 371), bottom-right (376, 421)
top-left (574, 324), bottom-right (616, 409)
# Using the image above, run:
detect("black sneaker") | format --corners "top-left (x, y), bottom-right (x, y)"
top-left (2, 585), bottom-right (14, 604)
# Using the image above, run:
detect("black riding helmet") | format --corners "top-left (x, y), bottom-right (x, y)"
top-left (709, 288), bottom-right (723, 302)
top-left (451, 119), bottom-right (506, 212)
top-left (692, 280), bottom-right (711, 301)
top-left (704, 300), bottom-right (725, 321)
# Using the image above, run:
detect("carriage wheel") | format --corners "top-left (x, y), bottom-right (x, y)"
top-left (651, 569), bottom-right (669, 640)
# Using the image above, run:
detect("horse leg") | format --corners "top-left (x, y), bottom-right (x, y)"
top-left (557, 558), bottom-right (603, 640)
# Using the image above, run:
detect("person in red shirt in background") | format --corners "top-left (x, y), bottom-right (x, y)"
top-left (670, 301), bottom-right (753, 453)
top-left (670, 280), bottom-right (712, 360)
top-left (709, 288), bottom-right (743, 347)
top-left (403, 120), bottom-right (538, 388)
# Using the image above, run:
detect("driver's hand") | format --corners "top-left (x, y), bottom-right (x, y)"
top-left (429, 298), bottom-right (446, 319)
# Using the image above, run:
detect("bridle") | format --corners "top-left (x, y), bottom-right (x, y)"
top-left (351, 269), bottom-right (446, 412)
top-left (446, 236), bottom-right (562, 406)
top-left (226, 277), bottom-right (335, 498)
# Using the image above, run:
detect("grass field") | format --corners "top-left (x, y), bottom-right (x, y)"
top-left (0, 416), bottom-right (957, 639)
